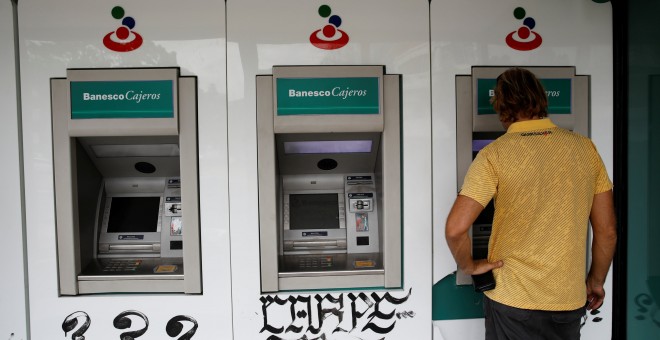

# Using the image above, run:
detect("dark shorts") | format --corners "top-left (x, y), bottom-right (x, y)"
top-left (484, 296), bottom-right (586, 340)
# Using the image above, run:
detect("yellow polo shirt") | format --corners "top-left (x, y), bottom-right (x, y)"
top-left (460, 118), bottom-right (612, 311)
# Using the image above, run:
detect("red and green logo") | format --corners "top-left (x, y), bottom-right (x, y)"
top-left (103, 6), bottom-right (143, 52)
top-left (506, 7), bottom-right (542, 51)
top-left (310, 5), bottom-right (349, 50)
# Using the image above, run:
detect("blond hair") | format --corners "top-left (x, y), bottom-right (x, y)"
top-left (491, 68), bottom-right (548, 123)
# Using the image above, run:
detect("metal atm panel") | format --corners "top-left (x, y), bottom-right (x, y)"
top-left (258, 66), bottom-right (402, 292)
top-left (52, 69), bottom-right (201, 295)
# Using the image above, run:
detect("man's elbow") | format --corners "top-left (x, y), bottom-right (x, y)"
top-left (604, 226), bottom-right (617, 244)
top-left (594, 221), bottom-right (617, 247)
top-left (445, 223), bottom-right (466, 244)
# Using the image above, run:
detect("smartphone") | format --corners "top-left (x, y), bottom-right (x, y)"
top-left (472, 271), bottom-right (496, 292)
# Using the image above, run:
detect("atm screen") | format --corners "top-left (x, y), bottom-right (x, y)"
top-left (289, 194), bottom-right (340, 230)
top-left (283, 140), bottom-right (372, 154)
top-left (107, 197), bottom-right (161, 233)
top-left (473, 139), bottom-right (495, 152)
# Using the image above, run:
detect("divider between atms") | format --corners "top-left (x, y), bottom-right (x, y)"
top-left (455, 66), bottom-right (589, 286)
top-left (257, 65), bottom-right (402, 292)
top-left (51, 68), bottom-right (202, 295)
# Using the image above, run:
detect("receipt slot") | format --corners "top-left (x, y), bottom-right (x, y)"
top-left (51, 68), bottom-right (201, 295)
top-left (257, 66), bottom-right (402, 292)
top-left (455, 66), bottom-right (590, 285)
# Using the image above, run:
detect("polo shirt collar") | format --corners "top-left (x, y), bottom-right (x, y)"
top-left (506, 118), bottom-right (557, 133)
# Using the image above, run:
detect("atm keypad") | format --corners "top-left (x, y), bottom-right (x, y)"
top-left (298, 256), bottom-right (333, 269)
top-left (102, 259), bottom-right (142, 272)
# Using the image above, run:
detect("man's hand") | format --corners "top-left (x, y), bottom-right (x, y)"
top-left (586, 274), bottom-right (605, 310)
top-left (469, 258), bottom-right (504, 276)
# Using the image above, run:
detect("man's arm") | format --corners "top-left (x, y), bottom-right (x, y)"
top-left (445, 195), bottom-right (503, 275)
top-left (586, 189), bottom-right (617, 310)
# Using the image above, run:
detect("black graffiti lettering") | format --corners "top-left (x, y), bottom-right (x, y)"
top-left (62, 311), bottom-right (91, 340)
top-left (285, 295), bottom-right (313, 333)
top-left (166, 315), bottom-right (198, 340)
top-left (62, 311), bottom-right (200, 339)
top-left (381, 289), bottom-right (412, 305)
top-left (309, 294), bottom-right (346, 335)
top-left (113, 310), bottom-right (149, 340)
top-left (260, 289), bottom-right (412, 338)
top-left (361, 293), bottom-right (397, 334)
top-left (396, 311), bottom-right (416, 319)
top-left (260, 295), bottom-right (289, 334)
top-left (362, 289), bottom-right (412, 334)
top-left (348, 292), bottom-right (374, 331)
top-left (266, 335), bottom-right (328, 340)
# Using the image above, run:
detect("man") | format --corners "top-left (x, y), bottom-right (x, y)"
top-left (445, 68), bottom-right (617, 339)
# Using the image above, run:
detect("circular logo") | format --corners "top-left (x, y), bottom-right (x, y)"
top-left (506, 7), bottom-right (542, 51)
top-left (310, 5), bottom-right (349, 50)
top-left (505, 30), bottom-right (542, 51)
top-left (103, 6), bottom-right (143, 52)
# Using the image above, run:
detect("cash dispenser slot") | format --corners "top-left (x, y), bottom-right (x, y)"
top-left (99, 244), bottom-right (161, 253)
top-left (284, 239), bottom-right (348, 251)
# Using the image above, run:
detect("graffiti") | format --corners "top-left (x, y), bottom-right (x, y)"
top-left (62, 311), bottom-right (91, 340)
top-left (166, 315), bottom-right (199, 340)
top-left (113, 310), bottom-right (149, 340)
top-left (260, 289), bottom-right (412, 339)
top-left (634, 293), bottom-right (660, 328)
top-left (61, 312), bottom-right (198, 339)
top-left (580, 308), bottom-right (603, 329)
top-left (395, 311), bottom-right (415, 319)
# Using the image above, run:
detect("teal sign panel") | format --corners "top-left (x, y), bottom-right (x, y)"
top-left (276, 77), bottom-right (379, 115)
top-left (432, 273), bottom-right (485, 320)
top-left (477, 78), bottom-right (572, 115)
top-left (70, 80), bottom-right (174, 119)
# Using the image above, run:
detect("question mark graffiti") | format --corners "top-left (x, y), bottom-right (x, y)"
top-left (113, 310), bottom-right (149, 340)
top-left (62, 311), bottom-right (91, 340)
top-left (166, 315), bottom-right (198, 340)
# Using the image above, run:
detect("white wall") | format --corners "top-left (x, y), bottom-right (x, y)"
top-left (0, 1), bottom-right (28, 339)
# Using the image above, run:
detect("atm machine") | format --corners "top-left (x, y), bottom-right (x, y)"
top-left (455, 66), bottom-right (590, 285)
top-left (257, 66), bottom-right (402, 292)
top-left (51, 68), bottom-right (202, 295)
